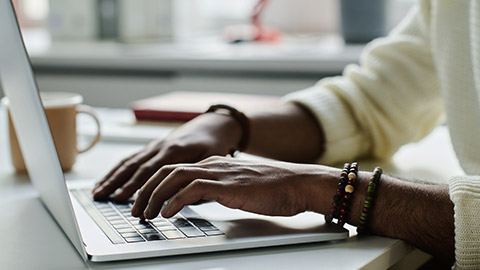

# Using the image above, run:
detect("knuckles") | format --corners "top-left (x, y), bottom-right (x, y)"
top-left (170, 166), bottom-right (191, 177)
top-left (123, 159), bottom-right (140, 170)
top-left (138, 162), bottom-right (156, 174)
top-left (198, 155), bottom-right (224, 164)
top-left (165, 143), bottom-right (186, 154)
top-left (136, 187), bottom-right (149, 199)
top-left (189, 179), bottom-right (208, 190)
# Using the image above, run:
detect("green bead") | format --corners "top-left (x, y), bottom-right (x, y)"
top-left (334, 195), bottom-right (341, 202)
top-left (364, 201), bottom-right (371, 208)
top-left (366, 196), bottom-right (374, 202)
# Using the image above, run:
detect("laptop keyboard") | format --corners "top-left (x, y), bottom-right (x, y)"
top-left (72, 189), bottom-right (224, 244)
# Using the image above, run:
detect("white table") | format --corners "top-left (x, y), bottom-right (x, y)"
top-left (0, 107), bottom-right (464, 269)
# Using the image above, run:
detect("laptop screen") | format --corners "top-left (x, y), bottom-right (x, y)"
top-left (0, 0), bottom-right (87, 260)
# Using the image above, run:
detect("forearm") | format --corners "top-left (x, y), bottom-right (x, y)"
top-left (366, 175), bottom-right (454, 263)
top-left (307, 170), bottom-right (455, 264)
top-left (245, 102), bottom-right (324, 162)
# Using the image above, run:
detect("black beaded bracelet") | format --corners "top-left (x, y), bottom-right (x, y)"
top-left (337, 162), bottom-right (358, 227)
top-left (325, 162), bottom-right (358, 228)
top-left (357, 167), bottom-right (383, 234)
top-left (325, 163), bottom-right (350, 223)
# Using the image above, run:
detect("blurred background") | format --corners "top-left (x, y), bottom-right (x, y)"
top-left (1, 0), bottom-right (415, 107)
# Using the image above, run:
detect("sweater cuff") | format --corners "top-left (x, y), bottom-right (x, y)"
top-left (282, 79), bottom-right (368, 164)
top-left (449, 176), bottom-right (480, 269)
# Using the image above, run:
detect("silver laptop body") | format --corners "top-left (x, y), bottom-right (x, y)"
top-left (0, 0), bottom-right (348, 262)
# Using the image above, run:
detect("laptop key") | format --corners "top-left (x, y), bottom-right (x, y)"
top-left (121, 232), bottom-right (140, 238)
top-left (188, 218), bottom-right (212, 227)
top-left (151, 218), bottom-right (169, 223)
top-left (115, 204), bottom-right (130, 209)
top-left (204, 230), bottom-right (225, 236)
top-left (162, 230), bottom-right (186, 240)
top-left (178, 227), bottom-right (205, 238)
top-left (138, 228), bottom-right (157, 234)
top-left (109, 219), bottom-right (128, 225)
top-left (113, 223), bottom-right (132, 229)
top-left (95, 205), bottom-right (112, 210)
top-left (124, 236), bottom-right (145, 243)
top-left (102, 211), bottom-right (119, 217)
top-left (197, 225), bottom-right (218, 231)
top-left (106, 215), bottom-right (124, 221)
top-left (117, 228), bottom-right (137, 234)
top-left (153, 224), bottom-right (176, 231)
top-left (134, 223), bottom-right (152, 230)
top-left (171, 218), bottom-right (191, 228)
top-left (143, 233), bottom-right (165, 241)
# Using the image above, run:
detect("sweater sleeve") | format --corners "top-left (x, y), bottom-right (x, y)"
top-left (449, 176), bottom-right (480, 269)
top-left (283, 0), bottom-right (444, 165)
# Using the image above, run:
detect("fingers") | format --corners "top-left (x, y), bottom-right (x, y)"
top-left (160, 180), bottom-right (225, 218)
top-left (94, 154), bottom-right (133, 190)
top-left (113, 148), bottom-right (212, 201)
top-left (131, 166), bottom-right (216, 218)
top-left (93, 149), bottom-right (157, 200)
top-left (112, 154), bottom-right (165, 201)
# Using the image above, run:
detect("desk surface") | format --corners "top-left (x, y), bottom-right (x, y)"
top-left (0, 107), bottom-right (464, 270)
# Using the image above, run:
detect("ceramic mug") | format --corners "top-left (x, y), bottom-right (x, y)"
top-left (2, 92), bottom-right (101, 172)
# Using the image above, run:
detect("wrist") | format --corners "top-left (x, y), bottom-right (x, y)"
top-left (205, 104), bottom-right (250, 154)
top-left (304, 166), bottom-right (371, 227)
top-left (199, 112), bottom-right (243, 151)
top-left (303, 166), bottom-right (340, 215)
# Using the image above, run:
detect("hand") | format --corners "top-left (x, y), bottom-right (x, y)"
top-left (93, 113), bottom-right (242, 201)
top-left (131, 156), bottom-right (339, 219)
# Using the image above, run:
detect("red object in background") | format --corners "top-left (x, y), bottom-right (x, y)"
top-left (224, 0), bottom-right (281, 43)
top-left (251, 0), bottom-right (281, 42)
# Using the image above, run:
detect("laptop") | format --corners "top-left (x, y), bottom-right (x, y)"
top-left (0, 0), bottom-right (348, 262)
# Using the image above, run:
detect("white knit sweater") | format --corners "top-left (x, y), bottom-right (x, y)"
top-left (285, 0), bottom-right (480, 268)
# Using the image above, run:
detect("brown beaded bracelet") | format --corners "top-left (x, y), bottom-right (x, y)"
top-left (205, 104), bottom-right (250, 155)
top-left (325, 163), bottom-right (350, 223)
top-left (337, 162), bottom-right (358, 227)
top-left (357, 167), bottom-right (383, 234)
top-left (325, 162), bottom-right (358, 227)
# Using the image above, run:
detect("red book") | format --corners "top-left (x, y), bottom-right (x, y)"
top-left (131, 91), bottom-right (281, 122)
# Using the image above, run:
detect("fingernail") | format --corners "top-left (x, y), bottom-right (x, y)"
top-left (94, 186), bottom-right (104, 194)
top-left (144, 209), bottom-right (151, 219)
top-left (131, 207), bottom-right (139, 217)
top-left (161, 206), bottom-right (170, 217)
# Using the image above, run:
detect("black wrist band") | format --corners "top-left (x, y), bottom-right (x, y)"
top-left (205, 104), bottom-right (250, 155)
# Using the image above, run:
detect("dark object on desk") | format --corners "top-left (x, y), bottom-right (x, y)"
top-left (131, 91), bottom-right (280, 122)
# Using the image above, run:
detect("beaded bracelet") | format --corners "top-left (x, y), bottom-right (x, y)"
top-left (325, 163), bottom-right (350, 223)
top-left (357, 167), bottom-right (383, 234)
top-left (337, 162), bottom-right (358, 227)
top-left (325, 162), bottom-right (358, 227)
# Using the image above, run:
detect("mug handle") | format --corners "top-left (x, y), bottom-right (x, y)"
top-left (76, 105), bottom-right (101, 153)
